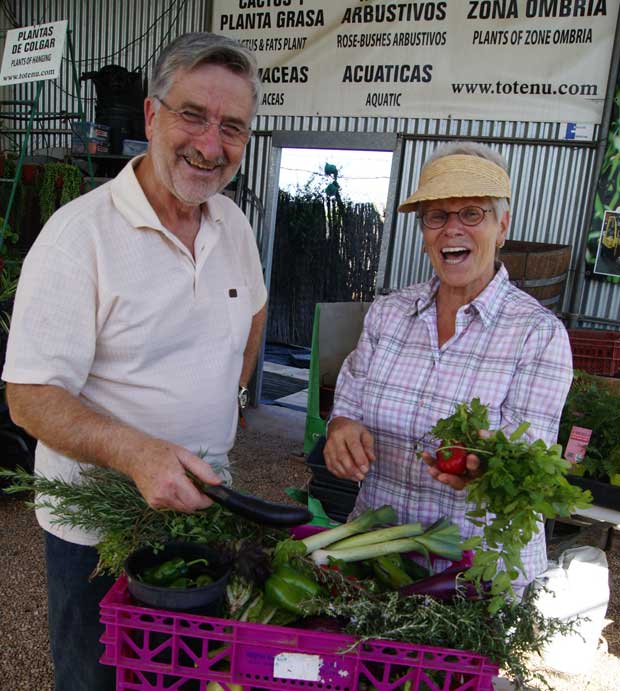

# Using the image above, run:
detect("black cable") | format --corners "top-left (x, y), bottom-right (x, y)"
top-left (51, 81), bottom-right (96, 103)
top-left (139, 0), bottom-right (189, 72)
top-left (0, 0), bottom-right (19, 28)
top-left (61, 0), bottom-right (184, 67)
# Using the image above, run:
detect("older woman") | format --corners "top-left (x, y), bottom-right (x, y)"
top-left (323, 141), bottom-right (573, 589)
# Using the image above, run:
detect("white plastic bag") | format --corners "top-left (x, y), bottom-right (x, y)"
top-left (533, 545), bottom-right (609, 674)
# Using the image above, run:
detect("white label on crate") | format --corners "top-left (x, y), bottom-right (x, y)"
top-left (273, 652), bottom-right (322, 681)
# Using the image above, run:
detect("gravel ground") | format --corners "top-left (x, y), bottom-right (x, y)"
top-left (1, 408), bottom-right (619, 691)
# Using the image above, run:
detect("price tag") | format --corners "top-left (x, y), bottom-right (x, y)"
top-left (564, 426), bottom-right (592, 463)
top-left (273, 652), bottom-right (322, 681)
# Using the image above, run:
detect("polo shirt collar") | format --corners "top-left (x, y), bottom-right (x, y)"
top-left (110, 156), bottom-right (166, 231)
top-left (109, 156), bottom-right (225, 231)
top-left (408, 263), bottom-right (510, 327)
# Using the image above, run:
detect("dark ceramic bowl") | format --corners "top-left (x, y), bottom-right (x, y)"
top-left (124, 541), bottom-right (231, 614)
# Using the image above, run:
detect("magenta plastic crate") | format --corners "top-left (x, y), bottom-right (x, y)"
top-left (100, 575), bottom-right (498, 691)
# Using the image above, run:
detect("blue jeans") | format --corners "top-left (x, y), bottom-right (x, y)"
top-left (45, 531), bottom-right (116, 691)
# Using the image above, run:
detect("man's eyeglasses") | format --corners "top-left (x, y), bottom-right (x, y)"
top-left (420, 205), bottom-right (493, 230)
top-left (154, 95), bottom-right (252, 146)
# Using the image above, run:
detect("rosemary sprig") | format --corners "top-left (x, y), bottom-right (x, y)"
top-left (321, 587), bottom-right (575, 691)
top-left (0, 466), bottom-right (286, 575)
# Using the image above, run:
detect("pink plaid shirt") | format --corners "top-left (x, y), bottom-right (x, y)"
top-left (331, 265), bottom-right (573, 586)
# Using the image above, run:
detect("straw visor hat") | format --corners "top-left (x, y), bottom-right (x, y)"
top-left (398, 154), bottom-right (511, 213)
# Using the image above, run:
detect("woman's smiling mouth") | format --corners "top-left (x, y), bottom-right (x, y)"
top-left (441, 246), bottom-right (471, 264)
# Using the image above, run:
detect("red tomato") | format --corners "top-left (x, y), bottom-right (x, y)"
top-left (437, 441), bottom-right (468, 475)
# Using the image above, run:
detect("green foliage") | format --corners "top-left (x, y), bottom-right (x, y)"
top-left (39, 163), bottom-right (83, 224)
top-left (431, 399), bottom-right (592, 613)
top-left (0, 216), bottom-right (19, 258)
top-left (559, 370), bottom-right (620, 481)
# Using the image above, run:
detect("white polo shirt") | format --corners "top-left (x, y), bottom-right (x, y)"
top-left (2, 157), bottom-right (267, 544)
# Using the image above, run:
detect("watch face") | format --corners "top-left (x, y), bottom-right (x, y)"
top-left (238, 387), bottom-right (249, 409)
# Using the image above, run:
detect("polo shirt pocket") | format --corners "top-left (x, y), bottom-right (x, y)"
top-left (225, 285), bottom-right (253, 352)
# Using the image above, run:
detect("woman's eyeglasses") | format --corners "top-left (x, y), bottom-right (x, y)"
top-left (154, 95), bottom-right (252, 146)
top-left (420, 205), bottom-right (492, 230)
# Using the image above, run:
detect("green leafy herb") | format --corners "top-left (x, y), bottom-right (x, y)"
top-left (430, 399), bottom-right (592, 613)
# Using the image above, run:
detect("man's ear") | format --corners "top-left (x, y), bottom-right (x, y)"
top-left (143, 97), bottom-right (157, 141)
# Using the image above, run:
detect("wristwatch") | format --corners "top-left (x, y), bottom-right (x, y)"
top-left (238, 385), bottom-right (250, 410)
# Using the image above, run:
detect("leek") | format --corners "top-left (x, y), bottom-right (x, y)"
top-left (312, 537), bottom-right (430, 566)
top-left (327, 522), bottom-right (423, 550)
top-left (311, 518), bottom-right (463, 567)
top-left (300, 505), bottom-right (397, 554)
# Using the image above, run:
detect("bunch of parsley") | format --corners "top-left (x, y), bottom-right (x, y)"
top-left (431, 399), bottom-right (592, 613)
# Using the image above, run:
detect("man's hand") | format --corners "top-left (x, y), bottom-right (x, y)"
top-left (324, 416), bottom-right (375, 482)
top-left (127, 438), bottom-right (222, 513)
top-left (5, 382), bottom-right (223, 513)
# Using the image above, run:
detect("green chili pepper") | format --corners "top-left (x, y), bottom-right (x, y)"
top-left (170, 576), bottom-right (190, 588)
top-left (140, 557), bottom-right (189, 586)
top-left (194, 574), bottom-right (214, 587)
top-left (140, 556), bottom-right (212, 587)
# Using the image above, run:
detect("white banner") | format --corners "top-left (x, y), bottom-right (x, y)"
top-left (0, 20), bottom-right (68, 86)
top-left (212, 1), bottom-right (618, 124)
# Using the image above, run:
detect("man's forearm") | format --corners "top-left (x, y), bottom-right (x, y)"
top-left (239, 304), bottom-right (267, 386)
top-left (5, 382), bottom-right (152, 477)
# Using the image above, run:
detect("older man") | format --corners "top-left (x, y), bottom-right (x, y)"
top-left (2, 32), bottom-right (266, 690)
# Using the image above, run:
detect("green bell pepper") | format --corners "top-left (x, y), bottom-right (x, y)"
top-left (264, 565), bottom-right (323, 615)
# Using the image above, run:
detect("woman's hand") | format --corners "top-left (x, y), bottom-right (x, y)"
top-left (422, 431), bottom-right (490, 490)
top-left (324, 416), bottom-right (376, 482)
top-left (422, 450), bottom-right (482, 490)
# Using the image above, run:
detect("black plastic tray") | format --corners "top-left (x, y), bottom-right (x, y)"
top-left (305, 435), bottom-right (360, 494)
top-left (567, 474), bottom-right (620, 510)
top-left (309, 478), bottom-right (358, 521)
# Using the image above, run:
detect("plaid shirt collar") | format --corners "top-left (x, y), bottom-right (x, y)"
top-left (409, 263), bottom-right (511, 328)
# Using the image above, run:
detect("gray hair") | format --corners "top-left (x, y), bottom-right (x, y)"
top-left (426, 141), bottom-right (510, 219)
top-left (149, 32), bottom-right (262, 117)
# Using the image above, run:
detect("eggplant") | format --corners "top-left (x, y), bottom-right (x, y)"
top-left (203, 484), bottom-right (312, 527)
top-left (398, 566), bottom-right (490, 602)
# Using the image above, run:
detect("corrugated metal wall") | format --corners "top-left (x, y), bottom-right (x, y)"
top-left (6, 0), bottom-right (617, 324)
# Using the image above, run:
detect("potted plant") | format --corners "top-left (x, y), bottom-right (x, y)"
top-left (39, 162), bottom-right (83, 224)
top-left (559, 370), bottom-right (620, 507)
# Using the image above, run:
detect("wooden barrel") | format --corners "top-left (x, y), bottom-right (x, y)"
top-left (499, 240), bottom-right (572, 310)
